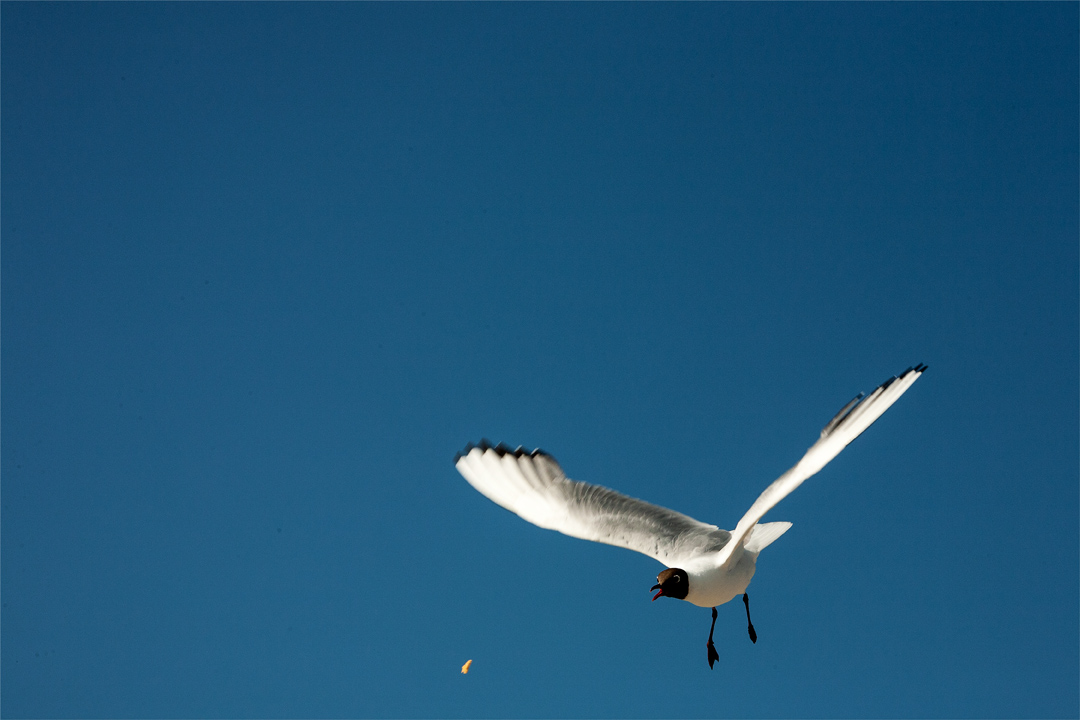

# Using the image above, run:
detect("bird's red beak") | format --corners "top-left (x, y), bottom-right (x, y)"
top-left (651, 584), bottom-right (663, 601)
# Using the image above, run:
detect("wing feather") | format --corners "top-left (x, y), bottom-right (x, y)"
top-left (714, 364), bottom-right (927, 567)
top-left (456, 364), bottom-right (925, 570)
top-left (454, 440), bottom-right (729, 566)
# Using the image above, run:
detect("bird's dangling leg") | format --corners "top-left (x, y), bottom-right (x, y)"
top-left (743, 592), bottom-right (757, 644)
top-left (706, 607), bottom-right (720, 668)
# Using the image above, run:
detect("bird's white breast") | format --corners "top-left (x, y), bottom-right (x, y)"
top-left (684, 549), bottom-right (758, 608)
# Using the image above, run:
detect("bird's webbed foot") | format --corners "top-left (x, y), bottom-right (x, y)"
top-left (706, 639), bottom-right (719, 669)
top-left (743, 593), bottom-right (757, 644)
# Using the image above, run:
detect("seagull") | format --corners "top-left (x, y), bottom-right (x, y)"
top-left (454, 364), bottom-right (926, 668)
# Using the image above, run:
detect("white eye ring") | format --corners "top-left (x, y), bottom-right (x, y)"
top-left (674, 574), bottom-right (681, 582)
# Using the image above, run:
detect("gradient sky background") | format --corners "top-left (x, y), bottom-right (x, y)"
top-left (2, 4), bottom-right (1077, 718)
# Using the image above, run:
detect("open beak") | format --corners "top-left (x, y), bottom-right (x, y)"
top-left (651, 583), bottom-right (663, 601)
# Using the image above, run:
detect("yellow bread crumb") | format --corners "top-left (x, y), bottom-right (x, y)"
top-left (461, 659), bottom-right (472, 674)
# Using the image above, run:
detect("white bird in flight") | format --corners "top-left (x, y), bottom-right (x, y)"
top-left (454, 364), bottom-right (926, 667)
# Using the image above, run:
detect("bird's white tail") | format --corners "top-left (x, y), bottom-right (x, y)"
top-left (744, 521), bottom-right (792, 553)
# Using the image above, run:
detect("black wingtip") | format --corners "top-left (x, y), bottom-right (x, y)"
top-left (453, 441), bottom-right (476, 464)
top-left (455, 439), bottom-right (548, 462)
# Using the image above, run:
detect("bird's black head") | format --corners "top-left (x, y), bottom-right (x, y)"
top-left (650, 567), bottom-right (689, 601)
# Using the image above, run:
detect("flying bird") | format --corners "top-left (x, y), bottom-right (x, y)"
top-left (454, 364), bottom-right (926, 668)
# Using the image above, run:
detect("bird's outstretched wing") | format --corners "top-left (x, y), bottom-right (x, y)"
top-left (714, 364), bottom-right (927, 568)
top-left (455, 440), bottom-right (730, 566)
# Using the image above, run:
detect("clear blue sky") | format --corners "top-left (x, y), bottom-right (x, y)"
top-left (2, 4), bottom-right (1077, 718)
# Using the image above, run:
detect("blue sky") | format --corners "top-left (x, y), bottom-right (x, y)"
top-left (2, 3), bottom-right (1077, 718)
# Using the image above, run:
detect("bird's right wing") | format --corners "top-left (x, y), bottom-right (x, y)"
top-left (714, 364), bottom-right (927, 568)
top-left (455, 441), bottom-right (730, 567)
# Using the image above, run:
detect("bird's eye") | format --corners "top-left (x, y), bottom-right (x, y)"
top-left (674, 574), bottom-right (681, 582)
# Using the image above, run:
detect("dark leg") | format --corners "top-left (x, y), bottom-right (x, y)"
top-left (743, 593), bottom-right (757, 644)
top-left (706, 607), bottom-right (720, 669)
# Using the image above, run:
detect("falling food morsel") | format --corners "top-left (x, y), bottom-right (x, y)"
top-left (461, 659), bottom-right (472, 674)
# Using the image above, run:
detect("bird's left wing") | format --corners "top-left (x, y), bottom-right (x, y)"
top-left (714, 364), bottom-right (927, 568)
top-left (455, 440), bottom-right (730, 567)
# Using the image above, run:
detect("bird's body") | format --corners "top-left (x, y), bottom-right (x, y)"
top-left (683, 549), bottom-right (757, 608)
top-left (454, 364), bottom-right (926, 663)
